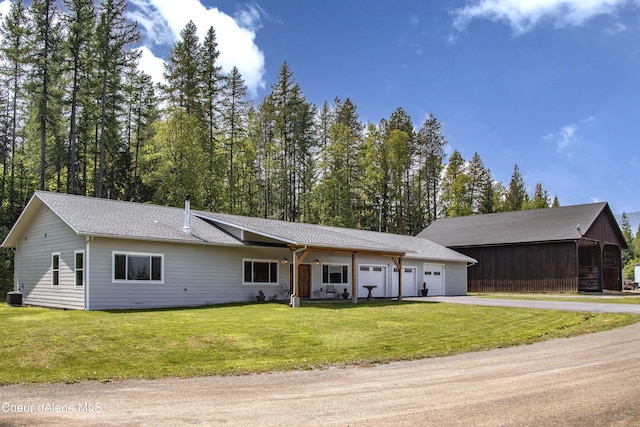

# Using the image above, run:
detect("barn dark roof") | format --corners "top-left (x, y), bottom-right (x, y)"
top-left (417, 202), bottom-right (625, 248)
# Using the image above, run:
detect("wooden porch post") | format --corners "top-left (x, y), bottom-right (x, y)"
top-left (392, 256), bottom-right (403, 301)
top-left (291, 248), bottom-right (308, 307)
top-left (351, 252), bottom-right (357, 304)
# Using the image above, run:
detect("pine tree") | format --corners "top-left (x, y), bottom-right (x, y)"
top-left (0, 0), bottom-right (30, 211)
top-left (94, 0), bottom-right (140, 198)
top-left (506, 164), bottom-right (527, 211)
top-left (28, 0), bottom-right (63, 191)
top-left (415, 114), bottom-right (446, 225)
top-left (478, 168), bottom-right (495, 214)
top-left (200, 26), bottom-right (224, 211)
top-left (621, 212), bottom-right (635, 266)
top-left (528, 182), bottom-right (550, 209)
top-left (62, 0), bottom-right (95, 195)
top-left (467, 152), bottom-right (488, 214)
top-left (221, 66), bottom-right (248, 213)
top-left (164, 21), bottom-right (202, 117)
top-left (441, 150), bottom-right (471, 217)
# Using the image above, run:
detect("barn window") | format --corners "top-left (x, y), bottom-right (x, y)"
top-left (323, 265), bottom-right (348, 284)
top-left (243, 260), bottom-right (278, 284)
top-left (113, 252), bottom-right (163, 283)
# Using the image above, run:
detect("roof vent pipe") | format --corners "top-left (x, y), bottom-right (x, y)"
top-left (183, 195), bottom-right (192, 235)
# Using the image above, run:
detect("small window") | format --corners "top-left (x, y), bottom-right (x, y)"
top-left (373, 267), bottom-right (382, 272)
top-left (75, 251), bottom-right (84, 287)
top-left (323, 265), bottom-right (348, 284)
top-left (113, 252), bottom-right (163, 283)
top-left (243, 260), bottom-right (278, 284)
top-left (393, 268), bottom-right (399, 273)
top-left (404, 268), bottom-right (412, 273)
top-left (52, 253), bottom-right (60, 287)
top-left (360, 266), bottom-right (370, 272)
top-left (434, 271), bottom-right (441, 276)
top-left (425, 271), bottom-right (432, 276)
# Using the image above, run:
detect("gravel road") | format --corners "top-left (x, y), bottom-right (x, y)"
top-left (2, 301), bottom-right (640, 426)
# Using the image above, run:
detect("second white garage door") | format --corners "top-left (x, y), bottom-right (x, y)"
top-left (423, 263), bottom-right (445, 296)
top-left (392, 267), bottom-right (417, 297)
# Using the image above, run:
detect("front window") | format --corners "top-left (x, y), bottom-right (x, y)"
top-left (113, 252), bottom-right (163, 283)
top-left (243, 260), bottom-right (278, 284)
top-left (52, 253), bottom-right (60, 287)
top-left (75, 251), bottom-right (84, 287)
top-left (322, 264), bottom-right (348, 284)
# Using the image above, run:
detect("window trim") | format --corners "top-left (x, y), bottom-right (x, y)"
top-left (112, 251), bottom-right (164, 284)
top-left (322, 264), bottom-right (349, 284)
top-left (242, 259), bottom-right (279, 285)
top-left (51, 252), bottom-right (61, 288)
top-left (74, 250), bottom-right (84, 288)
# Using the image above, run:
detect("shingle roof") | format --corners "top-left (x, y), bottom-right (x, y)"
top-left (2, 191), bottom-right (243, 247)
top-left (417, 203), bottom-right (611, 247)
top-left (2, 191), bottom-right (474, 264)
top-left (199, 212), bottom-right (475, 263)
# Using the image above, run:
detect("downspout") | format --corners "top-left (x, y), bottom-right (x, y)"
top-left (85, 236), bottom-right (92, 311)
top-left (11, 246), bottom-right (17, 292)
top-left (291, 245), bottom-right (307, 308)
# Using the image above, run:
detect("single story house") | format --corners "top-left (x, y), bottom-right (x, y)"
top-left (417, 203), bottom-right (627, 293)
top-left (1, 191), bottom-right (476, 310)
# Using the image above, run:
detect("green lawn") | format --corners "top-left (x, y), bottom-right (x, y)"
top-left (1, 301), bottom-right (637, 385)
top-left (476, 293), bottom-right (640, 304)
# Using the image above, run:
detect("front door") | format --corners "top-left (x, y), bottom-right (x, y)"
top-left (290, 264), bottom-right (311, 298)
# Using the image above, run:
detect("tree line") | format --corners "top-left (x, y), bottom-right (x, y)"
top-left (0, 0), bottom-right (559, 294)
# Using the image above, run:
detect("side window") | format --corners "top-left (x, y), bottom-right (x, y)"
top-left (322, 265), bottom-right (348, 284)
top-left (113, 252), bottom-right (164, 283)
top-left (75, 251), bottom-right (84, 287)
top-left (52, 253), bottom-right (60, 287)
top-left (243, 260), bottom-right (278, 284)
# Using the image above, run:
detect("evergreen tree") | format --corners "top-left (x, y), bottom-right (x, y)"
top-left (527, 182), bottom-right (550, 209)
top-left (415, 114), bottom-right (446, 225)
top-left (621, 212), bottom-right (635, 266)
top-left (62, 0), bottom-right (95, 195)
top-left (0, 0), bottom-right (30, 211)
top-left (28, 0), bottom-right (63, 191)
top-left (94, 0), bottom-right (140, 198)
top-left (478, 168), bottom-right (495, 214)
top-left (441, 150), bottom-right (471, 217)
top-left (164, 21), bottom-right (202, 117)
top-left (221, 66), bottom-right (248, 213)
top-left (200, 26), bottom-right (224, 211)
top-left (467, 152), bottom-right (487, 214)
top-left (505, 164), bottom-right (527, 211)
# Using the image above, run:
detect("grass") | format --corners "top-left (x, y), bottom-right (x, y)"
top-left (476, 293), bottom-right (640, 304)
top-left (0, 301), bottom-right (638, 385)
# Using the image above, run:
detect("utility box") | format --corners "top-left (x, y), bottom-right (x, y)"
top-left (7, 291), bottom-right (23, 307)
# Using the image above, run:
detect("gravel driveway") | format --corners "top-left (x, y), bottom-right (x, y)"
top-left (2, 298), bottom-right (640, 426)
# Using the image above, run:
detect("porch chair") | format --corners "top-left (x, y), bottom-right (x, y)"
top-left (325, 284), bottom-right (336, 298)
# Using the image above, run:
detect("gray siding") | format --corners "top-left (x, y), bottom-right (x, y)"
top-left (14, 205), bottom-right (85, 309)
top-left (87, 238), bottom-right (291, 310)
top-left (442, 261), bottom-right (468, 296)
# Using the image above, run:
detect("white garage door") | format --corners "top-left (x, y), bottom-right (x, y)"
top-left (357, 265), bottom-right (386, 298)
top-left (392, 267), bottom-right (417, 297)
top-left (423, 263), bottom-right (444, 296)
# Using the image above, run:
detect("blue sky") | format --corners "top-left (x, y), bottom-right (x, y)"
top-left (5, 0), bottom-right (637, 214)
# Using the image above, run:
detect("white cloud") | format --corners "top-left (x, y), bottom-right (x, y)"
top-left (452, 0), bottom-right (636, 34)
top-left (0, 0), bottom-right (11, 18)
top-left (128, 0), bottom-right (265, 97)
top-left (135, 46), bottom-right (167, 85)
